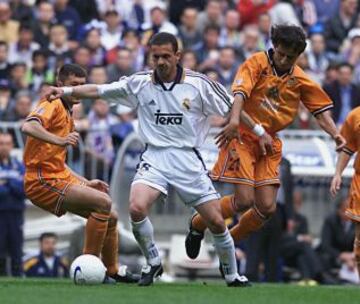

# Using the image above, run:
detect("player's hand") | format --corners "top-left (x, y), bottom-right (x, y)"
top-left (60, 132), bottom-right (79, 147)
top-left (43, 86), bottom-right (64, 101)
top-left (330, 174), bottom-right (342, 197)
top-left (258, 131), bottom-right (273, 155)
top-left (87, 179), bottom-right (109, 193)
top-left (333, 133), bottom-right (346, 152)
top-left (215, 120), bottom-right (241, 148)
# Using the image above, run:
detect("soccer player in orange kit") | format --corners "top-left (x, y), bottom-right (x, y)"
top-left (21, 64), bottom-right (139, 283)
top-left (330, 106), bottom-right (360, 279)
top-left (186, 24), bottom-right (346, 259)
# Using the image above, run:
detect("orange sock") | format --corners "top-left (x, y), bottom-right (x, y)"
top-left (102, 218), bottom-right (119, 276)
top-left (230, 207), bottom-right (267, 242)
top-left (83, 212), bottom-right (109, 256)
top-left (192, 195), bottom-right (237, 232)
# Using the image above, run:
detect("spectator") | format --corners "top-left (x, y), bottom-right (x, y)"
top-left (111, 104), bottom-right (137, 149)
top-left (324, 0), bottom-right (358, 54)
top-left (4, 90), bottom-right (32, 122)
top-left (238, 26), bottom-right (261, 60)
top-left (215, 47), bottom-right (238, 91)
top-left (168, 0), bottom-right (206, 25)
top-left (306, 33), bottom-right (331, 85)
top-left (0, 2), bottom-right (20, 44)
top-left (178, 7), bottom-right (202, 51)
top-left (89, 65), bottom-right (108, 85)
top-left (0, 132), bottom-right (25, 277)
top-left (312, 0), bottom-right (340, 24)
top-left (269, 0), bottom-right (301, 27)
top-left (24, 233), bottom-right (69, 278)
top-left (219, 10), bottom-right (242, 49)
top-left (69, 0), bottom-right (99, 24)
top-left (0, 41), bottom-right (10, 81)
top-left (47, 24), bottom-right (72, 70)
top-left (8, 23), bottom-right (40, 68)
top-left (106, 48), bottom-right (134, 82)
top-left (237, 0), bottom-right (276, 29)
top-left (141, 5), bottom-right (178, 47)
top-left (196, 0), bottom-right (224, 35)
top-left (194, 24), bottom-right (221, 70)
top-left (0, 80), bottom-right (11, 120)
top-left (84, 28), bottom-right (106, 66)
top-left (257, 13), bottom-right (272, 50)
top-left (54, 0), bottom-right (82, 43)
top-left (25, 50), bottom-right (55, 93)
top-left (100, 10), bottom-right (126, 51)
top-left (341, 28), bottom-right (360, 84)
top-left (9, 62), bottom-right (28, 96)
top-left (181, 50), bottom-right (198, 71)
top-left (323, 63), bottom-right (360, 125)
top-left (319, 196), bottom-right (356, 282)
top-left (10, 0), bottom-right (33, 24)
top-left (72, 46), bottom-right (91, 69)
top-left (323, 63), bottom-right (339, 85)
top-left (32, 1), bottom-right (57, 49)
top-left (120, 29), bottom-right (146, 71)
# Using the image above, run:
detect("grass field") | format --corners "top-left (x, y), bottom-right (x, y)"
top-left (1, 278), bottom-right (360, 304)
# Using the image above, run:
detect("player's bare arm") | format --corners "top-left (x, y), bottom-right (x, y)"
top-left (21, 120), bottom-right (79, 147)
top-left (330, 151), bottom-right (351, 197)
top-left (315, 110), bottom-right (346, 151)
top-left (215, 94), bottom-right (244, 147)
top-left (44, 84), bottom-right (100, 102)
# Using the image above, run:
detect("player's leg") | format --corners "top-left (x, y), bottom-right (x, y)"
top-left (354, 222), bottom-right (360, 279)
top-left (129, 183), bottom-right (163, 286)
top-left (62, 184), bottom-right (112, 257)
top-left (230, 185), bottom-right (277, 241)
top-left (195, 200), bottom-right (250, 286)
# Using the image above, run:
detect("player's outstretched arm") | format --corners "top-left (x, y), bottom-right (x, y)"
top-left (21, 120), bottom-right (79, 147)
top-left (315, 110), bottom-right (346, 151)
top-left (330, 151), bottom-right (351, 197)
top-left (44, 84), bottom-right (100, 102)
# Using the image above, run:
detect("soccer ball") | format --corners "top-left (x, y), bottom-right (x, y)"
top-left (70, 254), bottom-right (106, 285)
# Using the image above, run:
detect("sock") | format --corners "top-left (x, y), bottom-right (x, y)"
top-left (83, 212), bottom-right (109, 256)
top-left (192, 195), bottom-right (237, 232)
top-left (230, 207), bottom-right (267, 242)
top-left (354, 238), bottom-right (360, 277)
top-left (102, 216), bottom-right (119, 276)
top-left (131, 217), bottom-right (161, 266)
top-left (212, 229), bottom-right (239, 283)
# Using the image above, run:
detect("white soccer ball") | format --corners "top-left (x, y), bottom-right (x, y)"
top-left (70, 254), bottom-right (107, 285)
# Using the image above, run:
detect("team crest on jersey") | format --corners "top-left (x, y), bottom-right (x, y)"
top-left (182, 98), bottom-right (191, 110)
top-left (235, 78), bottom-right (243, 86)
top-left (267, 86), bottom-right (279, 100)
top-left (287, 77), bottom-right (297, 87)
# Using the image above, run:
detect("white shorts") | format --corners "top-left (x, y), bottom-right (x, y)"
top-left (132, 145), bottom-right (220, 207)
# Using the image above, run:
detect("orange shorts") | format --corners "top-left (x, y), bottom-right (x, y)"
top-left (24, 168), bottom-right (85, 217)
top-left (210, 132), bottom-right (282, 187)
top-left (346, 173), bottom-right (360, 222)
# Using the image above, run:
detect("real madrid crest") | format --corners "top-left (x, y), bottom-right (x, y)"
top-left (182, 98), bottom-right (191, 110)
top-left (287, 77), bottom-right (297, 87)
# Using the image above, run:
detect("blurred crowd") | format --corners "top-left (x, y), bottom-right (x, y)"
top-left (1, 0), bottom-right (360, 283)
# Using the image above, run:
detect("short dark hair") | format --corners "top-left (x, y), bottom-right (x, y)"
top-left (338, 62), bottom-right (354, 71)
top-left (58, 64), bottom-right (87, 82)
top-left (271, 24), bottom-right (307, 54)
top-left (39, 232), bottom-right (57, 242)
top-left (149, 32), bottom-right (178, 52)
top-left (0, 40), bottom-right (8, 50)
top-left (32, 49), bottom-right (48, 61)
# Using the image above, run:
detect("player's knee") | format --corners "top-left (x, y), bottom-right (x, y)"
top-left (207, 215), bottom-right (226, 233)
top-left (257, 201), bottom-right (276, 217)
top-left (108, 211), bottom-right (118, 227)
top-left (233, 194), bottom-right (254, 213)
top-left (129, 199), bottom-right (147, 220)
top-left (96, 194), bottom-right (112, 215)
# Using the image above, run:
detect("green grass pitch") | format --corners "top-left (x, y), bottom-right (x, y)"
top-left (1, 278), bottom-right (360, 304)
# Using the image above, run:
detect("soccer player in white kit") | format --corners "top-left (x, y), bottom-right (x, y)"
top-left (44, 32), bottom-right (249, 287)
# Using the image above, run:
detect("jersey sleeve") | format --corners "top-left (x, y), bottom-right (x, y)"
top-left (231, 54), bottom-right (262, 99)
top-left (97, 76), bottom-right (139, 108)
top-left (200, 77), bottom-right (234, 116)
top-left (341, 113), bottom-right (357, 155)
top-left (26, 100), bottom-right (58, 129)
top-left (300, 77), bottom-right (334, 116)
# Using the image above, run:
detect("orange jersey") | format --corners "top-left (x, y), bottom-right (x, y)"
top-left (340, 107), bottom-right (360, 173)
top-left (23, 98), bottom-right (74, 178)
top-left (232, 50), bottom-right (333, 135)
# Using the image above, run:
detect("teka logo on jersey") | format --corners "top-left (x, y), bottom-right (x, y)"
top-left (154, 110), bottom-right (183, 125)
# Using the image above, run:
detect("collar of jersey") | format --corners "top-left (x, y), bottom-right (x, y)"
top-left (152, 64), bottom-right (185, 91)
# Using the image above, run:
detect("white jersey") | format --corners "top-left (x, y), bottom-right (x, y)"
top-left (97, 66), bottom-right (233, 148)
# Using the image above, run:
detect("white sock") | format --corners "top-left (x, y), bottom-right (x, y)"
top-left (131, 217), bottom-right (161, 266)
top-left (212, 229), bottom-right (239, 283)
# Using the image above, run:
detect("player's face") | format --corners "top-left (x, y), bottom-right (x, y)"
top-left (151, 43), bottom-right (180, 81)
top-left (60, 75), bottom-right (86, 105)
top-left (273, 44), bottom-right (300, 73)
